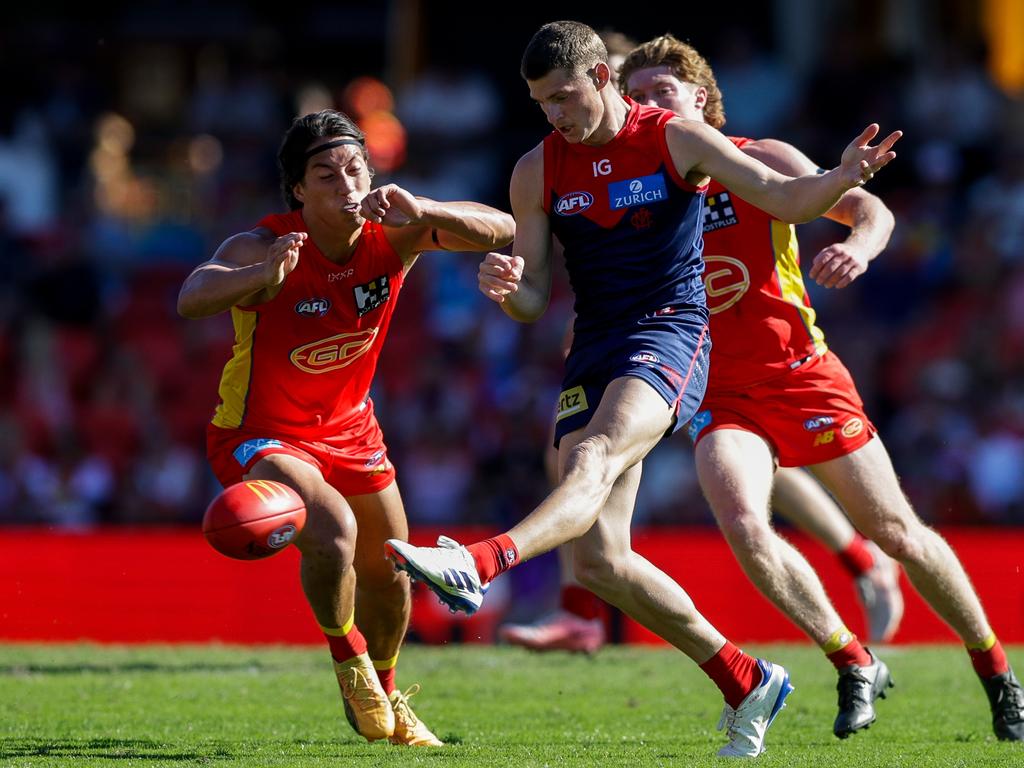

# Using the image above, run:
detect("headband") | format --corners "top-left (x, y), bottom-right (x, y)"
top-left (304, 138), bottom-right (364, 160)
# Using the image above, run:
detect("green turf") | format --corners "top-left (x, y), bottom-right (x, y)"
top-left (1, 643), bottom-right (1021, 767)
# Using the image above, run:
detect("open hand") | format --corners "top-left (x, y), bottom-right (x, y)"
top-left (840, 124), bottom-right (902, 188)
top-left (265, 232), bottom-right (306, 286)
top-left (478, 252), bottom-right (524, 303)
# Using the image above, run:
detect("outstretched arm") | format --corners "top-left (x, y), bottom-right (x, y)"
top-left (478, 146), bottom-right (551, 323)
top-left (360, 184), bottom-right (515, 262)
top-left (743, 138), bottom-right (895, 288)
top-left (668, 120), bottom-right (901, 225)
top-left (177, 230), bottom-right (305, 318)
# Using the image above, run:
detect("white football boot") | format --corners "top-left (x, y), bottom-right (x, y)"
top-left (716, 659), bottom-right (794, 758)
top-left (385, 536), bottom-right (484, 614)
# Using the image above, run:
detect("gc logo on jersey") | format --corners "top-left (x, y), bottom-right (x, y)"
top-left (703, 192), bottom-right (738, 232)
top-left (555, 191), bottom-right (594, 216)
top-left (609, 173), bottom-right (667, 210)
top-left (703, 255), bottom-right (751, 314)
top-left (295, 297), bottom-right (331, 317)
top-left (290, 328), bottom-right (379, 373)
top-left (354, 275), bottom-right (390, 317)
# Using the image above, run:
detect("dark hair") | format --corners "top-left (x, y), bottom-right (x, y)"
top-left (521, 21), bottom-right (607, 81)
top-left (277, 110), bottom-right (369, 210)
top-left (619, 34), bottom-right (726, 129)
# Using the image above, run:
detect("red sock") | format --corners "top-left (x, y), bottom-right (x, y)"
top-left (968, 637), bottom-right (1009, 678)
top-left (825, 631), bottom-right (872, 669)
top-left (323, 624), bottom-right (368, 664)
top-left (466, 534), bottom-right (519, 583)
top-left (374, 664), bottom-right (397, 695)
top-left (837, 534), bottom-right (875, 577)
top-left (561, 584), bottom-right (607, 622)
top-left (699, 642), bottom-right (763, 709)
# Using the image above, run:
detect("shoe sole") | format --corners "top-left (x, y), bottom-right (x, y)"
top-left (385, 542), bottom-right (480, 615)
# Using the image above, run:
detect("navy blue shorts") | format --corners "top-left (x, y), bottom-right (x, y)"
top-left (553, 306), bottom-right (710, 446)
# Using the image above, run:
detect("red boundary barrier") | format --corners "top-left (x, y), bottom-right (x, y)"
top-left (2, 527), bottom-right (1022, 644)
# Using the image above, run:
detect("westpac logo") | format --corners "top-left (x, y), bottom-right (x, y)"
top-left (555, 190), bottom-right (593, 216)
top-left (295, 297), bottom-right (331, 317)
top-left (609, 173), bottom-right (667, 210)
top-left (290, 328), bottom-right (379, 373)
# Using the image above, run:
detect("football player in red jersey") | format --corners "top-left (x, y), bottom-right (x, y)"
top-left (386, 20), bottom-right (900, 757)
top-left (615, 34), bottom-right (1021, 743)
top-left (178, 110), bottom-right (514, 747)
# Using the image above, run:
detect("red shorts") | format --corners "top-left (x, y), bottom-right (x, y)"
top-left (688, 350), bottom-right (876, 467)
top-left (206, 409), bottom-right (396, 497)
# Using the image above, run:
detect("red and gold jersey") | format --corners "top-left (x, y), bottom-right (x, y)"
top-left (211, 211), bottom-right (405, 439)
top-left (702, 137), bottom-right (827, 391)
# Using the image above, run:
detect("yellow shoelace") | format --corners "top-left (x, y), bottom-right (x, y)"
top-left (340, 664), bottom-right (379, 710)
top-left (391, 684), bottom-right (423, 727)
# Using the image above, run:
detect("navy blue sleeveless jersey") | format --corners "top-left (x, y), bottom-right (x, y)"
top-left (543, 100), bottom-right (711, 444)
top-left (544, 100), bottom-right (707, 334)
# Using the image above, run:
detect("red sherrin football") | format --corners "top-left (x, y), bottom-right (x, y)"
top-left (202, 480), bottom-right (306, 560)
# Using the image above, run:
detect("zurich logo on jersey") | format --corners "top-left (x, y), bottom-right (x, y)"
top-left (609, 173), bottom-right (668, 210)
top-left (555, 190), bottom-right (594, 216)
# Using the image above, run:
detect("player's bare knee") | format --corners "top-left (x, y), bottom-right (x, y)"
top-left (869, 521), bottom-right (922, 563)
top-left (359, 559), bottom-right (409, 594)
top-left (573, 549), bottom-right (625, 595)
top-left (718, 510), bottom-right (774, 556)
top-left (564, 435), bottom-right (619, 491)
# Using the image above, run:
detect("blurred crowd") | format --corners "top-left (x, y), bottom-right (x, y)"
top-left (1, 11), bottom-right (1023, 530)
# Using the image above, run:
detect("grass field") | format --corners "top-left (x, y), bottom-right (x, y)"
top-left (2, 643), bottom-right (1022, 767)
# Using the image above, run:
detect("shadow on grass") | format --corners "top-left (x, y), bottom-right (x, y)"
top-left (0, 737), bottom-right (231, 761)
top-left (0, 660), bottom-right (290, 676)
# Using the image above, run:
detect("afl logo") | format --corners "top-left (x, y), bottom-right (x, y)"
top-left (295, 298), bottom-right (331, 317)
top-left (630, 352), bottom-right (660, 364)
top-left (555, 191), bottom-right (593, 216)
top-left (267, 524), bottom-right (297, 549)
top-left (703, 255), bottom-right (751, 314)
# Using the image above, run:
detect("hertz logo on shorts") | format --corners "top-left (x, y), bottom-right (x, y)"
top-left (556, 386), bottom-right (589, 422)
top-left (290, 328), bottom-right (379, 374)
